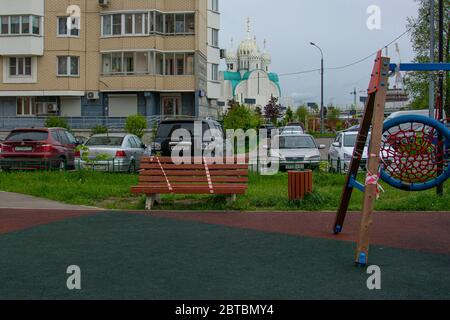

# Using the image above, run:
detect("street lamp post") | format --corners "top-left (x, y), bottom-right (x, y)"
top-left (310, 42), bottom-right (324, 134)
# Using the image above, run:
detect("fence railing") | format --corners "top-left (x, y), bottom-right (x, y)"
top-left (0, 115), bottom-right (197, 130)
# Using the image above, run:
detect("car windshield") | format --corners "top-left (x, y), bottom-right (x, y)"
top-left (282, 127), bottom-right (304, 134)
top-left (85, 136), bottom-right (124, 146)
top-left (6, 131), bottom-right (48, 142)
top-left (157, 122), bottom-right (214, 138)
top-left (279, 136), bottom-right (316, 149)
top-left (344, 134), bottom-right (371, 147)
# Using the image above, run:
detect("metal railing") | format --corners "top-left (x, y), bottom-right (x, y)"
top-left (0, 115), bottom-right (199, 130)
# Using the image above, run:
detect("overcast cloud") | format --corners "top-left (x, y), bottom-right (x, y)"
top-left (220, 0), bottom-right (420, 109)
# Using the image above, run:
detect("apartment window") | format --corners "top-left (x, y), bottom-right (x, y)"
top-left (125, 14), bottom-right (133, 34)
top-left (10, 16), bottom-right (20, 34)
top-left (165, 53), bottom-right (175, 75)
top-left (211, 28), bottom-right (219, 47)
top-left (112, 14), bottom-right (122, 35)
top-left (135, 13), bottom-right (145, 34)
top-left (155, 12), bottom-right (164, 33)
top-left (58, 56), bottom-right (79, 76)
top-left (101, 12), bottom-right (195, 37)
top-left (58, 16), bottom-right (80, 36)
top-left (102, 15), bottom-right (112, 36)
top-left (111, 52), bottom-right (122, 73)
top-left (136, 52), bottom-right (149, 74)
top-left (16, 97), bottom-right (36, 116)
top-left (124, 13), bottom-right (145, 35)
top-left (212, 0), bottom-right (219, 12)
top-left (21, 16), bottom-right (30, 34)
top-left (211, 64), bottom-right (219, 81)
top-left (32, 16), bottom-right (40, 35)
top-left (0, 15), bottom-right (40, 36)
top-left (165, 14), bottom-right (174, 34)
top-left (124, 52), bottom-right (134, 74)
top-left (155, 52), bottom-right (164, 75)
top-left (9, 57), bottom-right (32, 76)
top-left (1, 16), bottom-right (9, 34)
top-left (186, 14), bottom-right (195, 34)
top-left (186, 54), bottom-right (194, 75)
top-left (101, 51), bottom-right (193, 76)
top-left (175, 14), bottom-right (185, 33)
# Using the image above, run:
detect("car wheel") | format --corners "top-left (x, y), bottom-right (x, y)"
top-left (337, 159), bottom-right (342, 174)
top-left (128, 160), bottom-right (136, 173)
top-left (58, 159), bottom-right (67, 172)
top-left (328, 157), bottom-right (334, 173)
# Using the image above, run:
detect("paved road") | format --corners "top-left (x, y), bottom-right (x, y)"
top-left (0, 191), bottom-right (101, 210)
top-left (315, 137), bottom-right (334, 160)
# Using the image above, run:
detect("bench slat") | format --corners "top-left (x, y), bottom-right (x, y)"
top-left (140, 164), bottom-right (249, 170)
top-left (139, 170), bottom-right (248, 177)
top-left (132, 186), bottom-right (247, 195)
top-left (139, 176), bottom-right (249, 183)
top-left (141, 157), bottom-right (249, 164)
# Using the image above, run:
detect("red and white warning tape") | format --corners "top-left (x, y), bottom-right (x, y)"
top-left (156, 157), bottom-right (173, 192)
top-left (203, 157), bottom-right (215, 194)
top-left (365, 170), bottom-right (384, 199)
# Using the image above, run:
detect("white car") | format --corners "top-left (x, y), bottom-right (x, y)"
top-left (271, 133), bottom-right (324, 171)
top-left (328, 131), bottom-right (369, 173)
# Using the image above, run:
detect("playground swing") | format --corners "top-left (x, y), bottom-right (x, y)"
top-left (333, 50), bottom-right (450, 267)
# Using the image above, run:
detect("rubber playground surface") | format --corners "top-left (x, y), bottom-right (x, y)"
top-left (0, 208), bottom-right (449, 300)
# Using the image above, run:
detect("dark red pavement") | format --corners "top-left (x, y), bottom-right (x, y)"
top-left (147, 211), bottom-right (450, 255)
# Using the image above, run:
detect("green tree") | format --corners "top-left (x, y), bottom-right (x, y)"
top-left (125, 115), bottom-right (147, 139)
top-left (223, 104), bottom-right (261, 131)
top-left (285, 106), bottom-right (294, 123)
top-left (327, 106), bottom-right (341, 121)
top-left (264, 96), bottom-right (282, 126)
top-left (405, 0), bottom-right (449, 113)
top-left (45, 116), bottom-right (70, 130)
top-left (295, 105), bottom-right (309, 124)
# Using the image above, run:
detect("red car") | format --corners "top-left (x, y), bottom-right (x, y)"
top-left (0, 128), bottom-right (79, 171)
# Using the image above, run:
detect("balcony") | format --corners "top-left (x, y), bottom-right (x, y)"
top-left (0, 0), bottom-right (44, 55)
top-left (0, 35), bottom-right (43, 56)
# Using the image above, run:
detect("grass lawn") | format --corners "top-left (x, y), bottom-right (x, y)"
top-left (0, 170), bottom-right (449, 211)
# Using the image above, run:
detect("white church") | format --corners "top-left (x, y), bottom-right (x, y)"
top-left (219, 19), bottom-right (281, 111)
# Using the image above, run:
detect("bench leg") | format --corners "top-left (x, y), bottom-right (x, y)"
top-left (145, 194), bottom-right (161, 210)
top-left (226, 194), bottom-right (237, 203)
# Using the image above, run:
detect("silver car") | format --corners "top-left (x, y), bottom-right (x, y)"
top-left (271, 133), bottom-right (325, 171)
top-left (76, 133), bottom-right (151, 172)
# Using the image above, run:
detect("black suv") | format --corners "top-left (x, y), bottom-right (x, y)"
top-left (152, 119), bottom-right (229, 157)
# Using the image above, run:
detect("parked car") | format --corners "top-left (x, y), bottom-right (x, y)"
top-left (270, 133), bottom-right (324, 171)
top-left (75, 133), bottom-right (150, 172)
top-left (152, 119), bottom-right (230, 157)
top-left (0, 127), bottom-right (78, 171)
top-left (281, 125), bottom-right (305, 134)
top-left (259, 124), bottom-right (277, 138)
top-left (328, 131), bottom-right (370, 173)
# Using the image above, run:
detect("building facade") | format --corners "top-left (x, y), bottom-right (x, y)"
top-left (0, 0), bottom-right (221, 131)
top-left (219, 19), bottom-right (281, 112)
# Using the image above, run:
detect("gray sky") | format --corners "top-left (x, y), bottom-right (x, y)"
top-left (220, 0), bottom-right (420, 109)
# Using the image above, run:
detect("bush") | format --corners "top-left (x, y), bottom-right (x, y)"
top-left (125, 115), bottom-right (147, 139)
top-left (45, 116), bottom-right (70, 130)
top-left (223, 104), bottom-right (262, 131)
top-left (91, 125), bottom-right (108, 136)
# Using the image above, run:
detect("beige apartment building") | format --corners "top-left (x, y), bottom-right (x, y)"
top-left (0, 0), bottom-right (221, 131)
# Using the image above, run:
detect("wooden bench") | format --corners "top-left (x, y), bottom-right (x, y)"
top-left (131, 157), bottom-right (249, 210)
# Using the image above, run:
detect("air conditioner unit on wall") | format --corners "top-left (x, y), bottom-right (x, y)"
top-left (220, 49), bottom-right (227, 59)
top-left (87, 91), bottom-right (100, 100)
top-left (99, 0), bottom-right (109, 7)
top-left (47, 103), bottom-right (57, 113)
